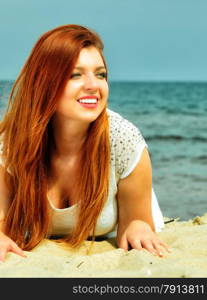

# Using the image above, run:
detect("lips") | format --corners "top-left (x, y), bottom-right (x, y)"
top-left (77, 96), bottom-right (99, 108)
top-left (77, 96), bottom-right (98, 104)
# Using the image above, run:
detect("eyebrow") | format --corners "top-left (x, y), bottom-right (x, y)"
top-left (73, 66), bottom-right (106, 71)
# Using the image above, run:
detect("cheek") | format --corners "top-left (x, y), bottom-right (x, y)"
top-left (62, 81), bottom-right (82, 99)
top-left (102, 82), bottom-right (109, 98)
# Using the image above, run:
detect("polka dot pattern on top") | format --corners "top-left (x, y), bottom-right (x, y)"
top-left (107, 109), bottom-right (147, 180)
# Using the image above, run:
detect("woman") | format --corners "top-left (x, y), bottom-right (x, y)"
top-left (0, 24), bottom-right (169, 262)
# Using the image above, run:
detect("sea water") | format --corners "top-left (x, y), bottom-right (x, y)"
top-left (0, 80), bottom-right (207, 220)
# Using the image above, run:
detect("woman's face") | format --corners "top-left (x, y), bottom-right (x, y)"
top-left (55, 46), bottom-right (109, 124)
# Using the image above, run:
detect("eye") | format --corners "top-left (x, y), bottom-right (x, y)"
top-left (70, 73), bottom-right (81, 79)
top-left (96, 72), bottom-right (107, 79)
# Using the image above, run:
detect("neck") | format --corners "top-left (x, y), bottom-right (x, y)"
top-left (51, 116), bottom-right (90, 158)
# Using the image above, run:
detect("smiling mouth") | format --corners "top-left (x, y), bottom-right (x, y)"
top-left (77, 97), bottom-right (98, 104)
top-left (77, 97), bottom-right (99, 108)
top-left (77, 96), bottom-right (99, 109)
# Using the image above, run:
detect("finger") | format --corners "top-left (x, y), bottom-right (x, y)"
top-left (0, 247), bottom-right (7, 262)
top-left (141, 239), bottom-right (158, 256)
top-left (159, 240), bottom-right (171, 252)
top-left (152, 240), bottom-right (169, 257)
top-left (10, 243), bottom-right (27, 258)
top-left (119, 236), bottom-right (129, 251)
top-left (152, 244), bottom-right (164, 257)
top-left (153, 239), bottom-right (171, 254)
top-left (130, 239), bottom-right (143, 251)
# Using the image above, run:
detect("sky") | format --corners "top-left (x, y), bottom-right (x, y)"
top-left (0, 0), bottom-right (207, 81)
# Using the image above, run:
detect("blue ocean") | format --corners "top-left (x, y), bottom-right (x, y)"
top-left (0, 80), bottom-right (207, 221)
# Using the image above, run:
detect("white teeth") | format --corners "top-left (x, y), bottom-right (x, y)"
top-left (78, 98), bottom-right (97, 104)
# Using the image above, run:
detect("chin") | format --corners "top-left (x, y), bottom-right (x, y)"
top-left (80, 108), bottom-right (104, 122)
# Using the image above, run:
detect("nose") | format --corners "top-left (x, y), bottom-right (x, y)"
top-left (83, 73), bottom-right (99, 92)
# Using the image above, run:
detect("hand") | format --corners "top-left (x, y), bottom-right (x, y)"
top-left (117, 220), bottom-right (170, 257)
top-left (0, 231), bottom-right (26, 262)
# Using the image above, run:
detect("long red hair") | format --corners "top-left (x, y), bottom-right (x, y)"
top-left (0, 25), bottom-right (110, 250)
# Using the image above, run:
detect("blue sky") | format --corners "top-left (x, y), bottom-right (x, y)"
top-left (0, 0), bottom-right (207, 81)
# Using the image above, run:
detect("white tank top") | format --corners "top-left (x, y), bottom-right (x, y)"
top-left (47, 109), bottom-right (164, 236)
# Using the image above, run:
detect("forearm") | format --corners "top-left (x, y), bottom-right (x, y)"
top-left (115, 150), bottom-right (168, 256)
top-left (0, 218), bottom-right (6, 234)
top-left (117, 193), bottom-right (155, 232)
top-left (0, 166), bottom-right (12, 235)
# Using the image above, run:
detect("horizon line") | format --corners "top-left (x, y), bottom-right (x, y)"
top-left (0, 78), bottom-right (207, 83)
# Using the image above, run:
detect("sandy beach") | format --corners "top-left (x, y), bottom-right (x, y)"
top-left (1, 214), bottom-right (207, 278)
